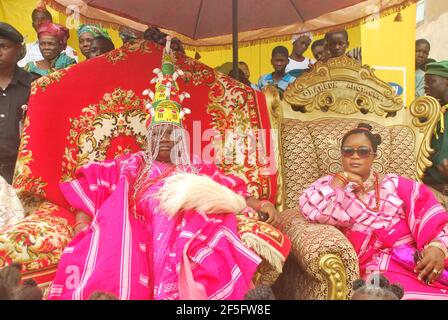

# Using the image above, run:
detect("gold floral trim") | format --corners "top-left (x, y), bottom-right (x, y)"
top-left (105, 39), bottom-right (153, 64)
top-left (207, 73), bottom-right (272, 199)
top-left (61, 88), bottom-right (147, 181)
top-left (30, 67), bottom-right (72, 96)
top-left (14, 116), bottom-right (48, 213)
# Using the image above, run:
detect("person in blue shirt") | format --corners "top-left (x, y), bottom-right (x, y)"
top-left (257, 46), bottom-right (296, 97)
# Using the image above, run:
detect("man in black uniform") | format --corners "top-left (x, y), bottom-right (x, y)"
top-left (0, 22), bottom-right (37, 184)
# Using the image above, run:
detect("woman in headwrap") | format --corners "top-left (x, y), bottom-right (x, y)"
top-left (77, 24), bottom-right (112, 60)
top-left (47, 39), bottom-right (290, 300)
top-left (24, 21), bottom-right (76, 76)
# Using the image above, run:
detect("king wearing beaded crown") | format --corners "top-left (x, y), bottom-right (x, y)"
top-left (137, 36), bottom-right (193, 169)
top-left (35, 33), bottom-right (291, 301)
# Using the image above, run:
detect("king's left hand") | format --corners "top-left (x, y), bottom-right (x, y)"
top-left (259, 202), bottom-right (282, 228)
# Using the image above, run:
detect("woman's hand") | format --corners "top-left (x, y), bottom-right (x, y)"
top-left (332, 171), bottom-right (365, 192)
top-left (415, 244), bottom-right (446, 284)
top-left (259, 202), bottom-right (282, 228)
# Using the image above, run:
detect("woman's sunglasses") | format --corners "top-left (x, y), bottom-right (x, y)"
top-left (341, 146), bottom-right (375, 158)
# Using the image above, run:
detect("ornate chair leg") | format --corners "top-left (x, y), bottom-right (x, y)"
top-left (319, 254), bottom-right (349, 300)
top-left (253, 260), bottom-right (281, 287)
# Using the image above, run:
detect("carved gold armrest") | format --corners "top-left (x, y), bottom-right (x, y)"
top-left (280, 209), bottom-right (359, 299)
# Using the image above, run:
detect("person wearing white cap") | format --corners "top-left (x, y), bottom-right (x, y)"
top-left (286, 33), bottom-right (315, 77)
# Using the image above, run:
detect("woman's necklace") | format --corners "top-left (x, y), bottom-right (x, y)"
top-left (362, 171), bottom-right (375, 191)
top-left (354, 171), bottom-right (380, 212)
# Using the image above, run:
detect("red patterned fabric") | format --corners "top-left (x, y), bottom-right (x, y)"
top-left (237, 214), bottom-right (291, 272)
top-left (14, 40), bottom-right (276, 221)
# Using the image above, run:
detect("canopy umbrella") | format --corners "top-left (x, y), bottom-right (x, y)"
top-left (48, 0), bottom-right (416, 76)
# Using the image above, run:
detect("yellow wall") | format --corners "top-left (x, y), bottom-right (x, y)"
top-left (361, 4), bottom-right (416, 105)
top-left (0, 0), bottom-right (122, 62)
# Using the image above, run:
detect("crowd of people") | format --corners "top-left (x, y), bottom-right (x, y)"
top-left (15, 3), bottom-right (185, 80)
top-left (0, 4), bottom-right (187, 186)
top-left (1, 2), bottom-right (448, 301)
top-left (227, 29), bottom-right (361, 98)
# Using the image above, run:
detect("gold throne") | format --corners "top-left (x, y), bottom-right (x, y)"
top-left (268, 56), bottom-right (441, 299)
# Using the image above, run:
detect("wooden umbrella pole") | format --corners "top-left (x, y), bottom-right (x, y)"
top-left (232, 0), bottom-right (239, 80)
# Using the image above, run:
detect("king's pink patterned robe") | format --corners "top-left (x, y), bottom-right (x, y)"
top-left (48, 152), bottom-right (261, 300)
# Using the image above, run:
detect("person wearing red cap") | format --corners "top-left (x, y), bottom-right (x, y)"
top-left (23, 21), bottom-right (76, 76)
top-left (18, 3), bottom-right (78, 68)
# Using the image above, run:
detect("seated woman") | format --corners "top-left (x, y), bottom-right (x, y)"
top-left (24, 21), bottom-right (76, 77)
top-left (299, 123), bottom-right (448, 300)
top-left (48, 38), bottom-right (289, 300)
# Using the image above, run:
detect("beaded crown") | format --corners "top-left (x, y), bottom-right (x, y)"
top-left (142, 37), bottom-right (190, 128)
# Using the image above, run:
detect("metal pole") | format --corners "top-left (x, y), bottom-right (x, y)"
top-left (232, 0), bottom-right (238, 80)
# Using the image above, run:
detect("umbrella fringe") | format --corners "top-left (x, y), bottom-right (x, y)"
top-left (45, 0), bottom-right (417, 52)
top-left (186, 0), bottom-right (418, 52)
